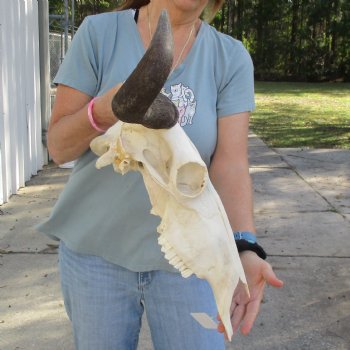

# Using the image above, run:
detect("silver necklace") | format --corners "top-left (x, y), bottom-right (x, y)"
top-left (147, 4), bottom-right (196, 75)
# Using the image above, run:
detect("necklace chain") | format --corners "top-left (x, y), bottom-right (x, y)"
top-left (147, 4), bottom-right (195, 75)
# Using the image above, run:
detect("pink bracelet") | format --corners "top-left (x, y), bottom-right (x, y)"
top-left (88, 97), bottom-right (106, 133)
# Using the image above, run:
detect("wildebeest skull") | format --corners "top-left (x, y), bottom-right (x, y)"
top-left (90, 10), bottom-right (248, 341)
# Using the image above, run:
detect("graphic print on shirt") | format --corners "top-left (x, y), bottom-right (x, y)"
top-left (161, 83), bottom-right (197, 127)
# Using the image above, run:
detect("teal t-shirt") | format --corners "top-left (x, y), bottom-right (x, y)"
top-left (37, 10), bottom-right (255, 272)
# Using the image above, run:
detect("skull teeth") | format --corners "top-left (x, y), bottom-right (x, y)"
top-left (158, 237), bottom-right (171, 250)
top-left (181, 269), bottom-right (193, 278)
top-left (175, 261), bottom-right (185, 269)
top-left (158, 235), bottom-right (166, 245)
top-left (158, 235), bottom-right (191, 276)
top-left (164, 250), bottom-right (177, 260)
top-left (161, 243), bottom-right (172, 252)
top-left (169, 256), bottom-right (181, 265)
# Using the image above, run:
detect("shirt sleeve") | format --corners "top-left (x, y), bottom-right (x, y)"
top-left (217, 41), bottom-right (255, 118)
top-left (53, 16), bottom-right (99, 97)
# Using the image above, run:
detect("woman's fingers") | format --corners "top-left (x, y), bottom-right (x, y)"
top-left (240, 298), bottom-right (262, 335)
top-left (263, 263), bottom-right (284, 288)
top-left (231, 304), bottom-right (246, 334)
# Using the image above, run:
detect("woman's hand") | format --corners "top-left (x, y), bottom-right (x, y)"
top-left (93, 82), bottom-right (124, 126)
top-left (217, 251), bottom-right (283, 339)
top-left (48, 82), bottom-right (123, 164)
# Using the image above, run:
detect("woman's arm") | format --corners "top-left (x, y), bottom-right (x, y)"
top-left (48, 83), bottom-right (121, 165)
top-left (210, 112), bottom-right (283, 338)
top-left (209, 112), bottom-right (255, 233)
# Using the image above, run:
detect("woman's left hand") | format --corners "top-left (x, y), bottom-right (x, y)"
top-left (217, 250), bottom-right (284, 339)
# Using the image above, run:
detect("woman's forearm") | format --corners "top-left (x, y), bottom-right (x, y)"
top-left (48, 103), bottom-right (101, 164)
top-left (48, 85), bottom-right (120, 164)
top-left (209, 160), bottom-right (256, 234)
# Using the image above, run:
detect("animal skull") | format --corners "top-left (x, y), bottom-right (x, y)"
top-left (90, 122), bottom-right (248, 340)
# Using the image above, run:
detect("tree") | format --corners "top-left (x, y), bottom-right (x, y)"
top-left (50, 0), bottom-right (350, 81)
top-left (217, 0), bottom-right (350, 81)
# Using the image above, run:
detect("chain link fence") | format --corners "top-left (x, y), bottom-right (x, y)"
top-left (49, 31), bottom-right (71, 85)
top-left (49, 10), bottom-right (74, 87)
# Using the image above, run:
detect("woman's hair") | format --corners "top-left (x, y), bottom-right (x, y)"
top-left (116, 0), bottom-right (224, 22)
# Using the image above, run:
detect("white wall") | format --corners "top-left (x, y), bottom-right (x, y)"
top-left (0, 0), bottom-right (45, 204)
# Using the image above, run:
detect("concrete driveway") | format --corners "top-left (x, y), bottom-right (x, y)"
top-left (1, 135), bottom-right (349, 349)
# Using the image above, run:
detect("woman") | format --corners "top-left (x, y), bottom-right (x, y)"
top-left (38, 0), bottom-right (283, 348)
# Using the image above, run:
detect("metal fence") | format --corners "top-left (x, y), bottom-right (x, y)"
top-left (0, 0), bottom-right (45, 204)
top-left (0, 0), bottom-right (77, 204)
top-left (49, 0), bottom-right (75, 85)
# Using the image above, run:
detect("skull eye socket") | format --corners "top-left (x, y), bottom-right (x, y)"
top-left (176, 162), bottom-right (206, 197)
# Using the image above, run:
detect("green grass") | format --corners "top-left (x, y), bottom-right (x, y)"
top-left (251, 82), bottom-right (350, 149)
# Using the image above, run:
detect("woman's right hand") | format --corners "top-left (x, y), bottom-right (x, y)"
top-left (92, 82), bottom-right (123, 128)
top-left (48, 82), bottom-right (122, 165)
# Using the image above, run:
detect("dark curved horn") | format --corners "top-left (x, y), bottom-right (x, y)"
top-left (112, 10), bottom-right (179, 129)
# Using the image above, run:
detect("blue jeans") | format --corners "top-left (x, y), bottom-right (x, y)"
top-left (59, 242), bottom-right (225, 350)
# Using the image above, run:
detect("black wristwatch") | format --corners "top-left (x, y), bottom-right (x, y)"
top-left (234, 231), bottom-right (267, 260)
